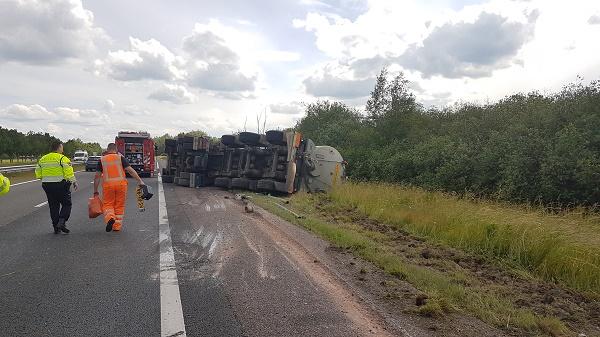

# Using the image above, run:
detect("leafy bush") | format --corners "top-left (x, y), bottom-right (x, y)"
top-left (296, 70), bottom-right (600, 206)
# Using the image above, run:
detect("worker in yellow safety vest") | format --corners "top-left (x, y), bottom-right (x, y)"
top-left (0, 173), bottom-right (10, 196)
top-left (35, 141), bottom-right (79, 234)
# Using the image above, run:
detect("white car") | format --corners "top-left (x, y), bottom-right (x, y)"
top-left (72, 150), bottom-right (89, 163)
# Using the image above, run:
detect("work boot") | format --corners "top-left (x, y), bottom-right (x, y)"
top-left (53, 226), bottom-right (60, 234)
top-left (106, 218), bottom-right (115, 232)
top-left (57, 218), bottom-right (70, 234)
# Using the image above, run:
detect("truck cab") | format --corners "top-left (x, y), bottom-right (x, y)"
top-left (115, 131), bottom-right (155, 177)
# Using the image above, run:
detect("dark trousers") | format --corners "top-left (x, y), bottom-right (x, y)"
top-left (42, 181), bottom-right (72, 226)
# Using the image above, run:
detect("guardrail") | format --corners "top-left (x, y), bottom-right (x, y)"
top-left (0, 164), bottom-right (37, 174)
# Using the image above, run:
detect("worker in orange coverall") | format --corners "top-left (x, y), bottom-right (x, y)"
top-left (93, 143), bottom-right (145, 232)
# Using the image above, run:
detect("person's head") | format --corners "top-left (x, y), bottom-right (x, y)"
top-left (106, 143), bottom-right (117, 153)
top-left (51, 141), bottom-right (63, 154)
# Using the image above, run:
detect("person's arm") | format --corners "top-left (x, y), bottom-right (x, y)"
top-left (61, 156), bottom-right (78, 191)
top-left (35, 160), bottom-right (42, 180)
top-left (125, 166), bottom-right (145, 185)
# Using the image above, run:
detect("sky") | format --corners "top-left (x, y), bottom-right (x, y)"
top-left (1, 0), bottom-right (600, 145)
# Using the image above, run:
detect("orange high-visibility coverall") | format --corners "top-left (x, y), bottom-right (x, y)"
top-left (101, 153), bottom-right (128, 231)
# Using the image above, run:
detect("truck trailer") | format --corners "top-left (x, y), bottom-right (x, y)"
top-left (162, 130), bottom-right (345, 194)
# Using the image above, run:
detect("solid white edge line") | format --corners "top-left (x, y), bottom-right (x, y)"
top-left (158, 173), bottom-right (187, 337)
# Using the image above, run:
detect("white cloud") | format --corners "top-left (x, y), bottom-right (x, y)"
top-left (103, 99), bottom-right (115, 111)
top-left (0, 0), bottom-right (104, 64)
top-left (98, 37), bottom-right (184, 81)
top-left (188, 63), bottom-right (256, 92)
top-left (0, 104), bottom-right (54, 120)
top-left (400, 11), bottom-right (537, 78)
top-left (269, 102), bottom-right (303, 115)
top-left (0, 104), bottom-right (109, 126)
top-left (304, 72), bottom-right (374, 98)
top-left (182, 30), bottom-right (239, 64)
top-left (294, 0), bottom-right (600, 106)
top-left (148, 84), bottom-right (197, 104)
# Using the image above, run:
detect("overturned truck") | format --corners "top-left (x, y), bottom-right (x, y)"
top-left (161, 130), bottom-right (345, 194)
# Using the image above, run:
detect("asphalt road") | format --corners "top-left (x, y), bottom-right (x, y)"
top-left (0, 172), bottom-right (391, 337)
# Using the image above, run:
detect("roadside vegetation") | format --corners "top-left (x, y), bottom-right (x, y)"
top-left (332, 182), bottom-right (600, 295)
top-left (0, 126), bottom-right (102, 159)
top-left (253, 189), bottom-right (599, 336)
top-left (296, 70), bottom-right (600, 207)
top-left (264, 73), bottom-right (600, 336)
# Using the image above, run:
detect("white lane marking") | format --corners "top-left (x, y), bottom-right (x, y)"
top-left (158, 173), bottom-right (187, 337)
top-left (12, 179), bottom-right (37, 187)
top-left (11, 170), bottom-right (87, 187)
top-left (34, 201), bottom-right (48, 208)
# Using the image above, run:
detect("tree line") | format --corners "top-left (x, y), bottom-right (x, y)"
top-left (0, 126), bottom-right (102, 159)
top-left (296, 69), bottom-right (600, 206)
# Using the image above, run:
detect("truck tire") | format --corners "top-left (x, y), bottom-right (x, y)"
top-left (221, 135), bottom-right (236, 146)
top-left (266, 130), bottom-right (286, 145)
top-left (257, 179), bottom-right (275, 192)
top-left (231, 177), bottom-right (249, 189)
top-left (274, 181), bottom-right (289, 193)
top-left (275, 171), bottom-right (287, 181)
top-left (162, 175), bottom-right (174, 183)
top-left (245, 169), bottom-right (262, 178)
top-left (247, 179), bottom-right (258, 191)
top-left (214, 177), bottom-right (231, 188)
top-left (239, 132), bottom-right (261, 145)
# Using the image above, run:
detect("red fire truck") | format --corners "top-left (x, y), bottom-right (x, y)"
top-left (115, 131), bottom-right (156, 177)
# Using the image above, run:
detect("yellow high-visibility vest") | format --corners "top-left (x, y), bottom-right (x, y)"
top-left (35, 152), bottom-right (76, 183)
top-left (0, 173), bottom-right (9, 196)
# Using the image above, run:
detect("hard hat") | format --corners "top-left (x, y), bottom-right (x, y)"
top-left (0, 175), bottom-right (10, 196)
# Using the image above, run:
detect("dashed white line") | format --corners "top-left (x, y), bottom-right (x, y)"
top-left (158, 173), bottom-right (187, 337)
top-left (34, 201), bottom-right (48, 208)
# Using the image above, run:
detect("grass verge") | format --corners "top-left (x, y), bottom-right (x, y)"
top-left (252, 191), bottom-right (574, 336)
top-left (330, 182), bottom-right (600, 295)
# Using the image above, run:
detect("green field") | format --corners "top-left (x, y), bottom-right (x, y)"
top-left (0, 159), bottom-right (37, 166)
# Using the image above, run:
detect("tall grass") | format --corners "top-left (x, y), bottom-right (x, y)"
top-left (253, 193), bottom-right (570, 335)
top-left (330, 182), bottom-right (600, 294)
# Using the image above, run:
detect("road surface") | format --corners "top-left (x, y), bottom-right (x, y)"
top-left (0, 172), bottom-right (394, 337)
